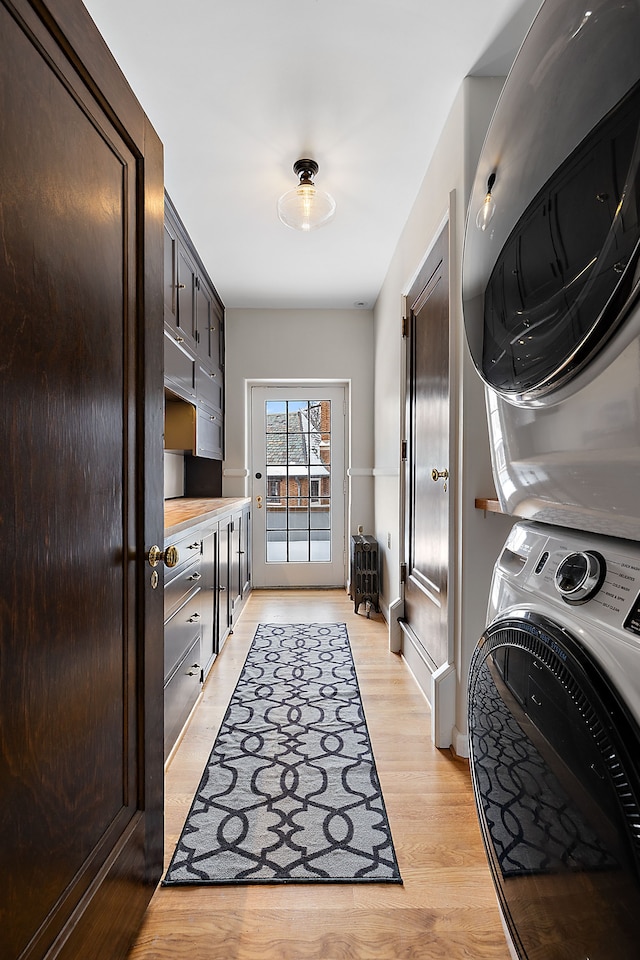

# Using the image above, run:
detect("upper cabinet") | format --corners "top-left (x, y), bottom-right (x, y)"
top-left (164, 192), bottom-right (225, 460)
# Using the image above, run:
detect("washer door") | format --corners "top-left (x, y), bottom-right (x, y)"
top-left (462, 0), bottom-right (640, 404)
top-left (468, 611), bottom-right (640, 960)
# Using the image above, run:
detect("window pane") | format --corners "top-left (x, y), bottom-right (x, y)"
top-left (264, 398), bottom-right (332, 564)
top-left (266, 433), bottom-right (285, 465)
top-left (266, 499), bottom-right (285, 530)
top-left (265, 400), bottom-right (287, 430)
top-left (311, 499), bottom-right (331, 530)
top-left (310, 536), bottom-right (331, 561)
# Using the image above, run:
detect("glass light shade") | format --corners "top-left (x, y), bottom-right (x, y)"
top-left (277, 183), bottom-right (336, 232)
top-left (476, 192), bottom-right (496, 231)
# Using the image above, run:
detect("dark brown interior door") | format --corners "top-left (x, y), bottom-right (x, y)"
top-left (404, 223), bottom-right (450, 670)
top-left (0, 1), bottom-right (164, 957)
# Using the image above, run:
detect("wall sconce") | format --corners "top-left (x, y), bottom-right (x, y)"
top-left (277, 159), bottom-right (336, 232)
top-left (476, 171), bottom-right (497, 231)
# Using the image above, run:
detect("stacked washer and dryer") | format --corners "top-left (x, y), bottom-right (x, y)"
top-left (461, 0), bottom-right (640, 957)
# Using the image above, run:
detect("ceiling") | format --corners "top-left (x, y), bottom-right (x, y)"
top-left (83, 0), bottom-right (542, 310)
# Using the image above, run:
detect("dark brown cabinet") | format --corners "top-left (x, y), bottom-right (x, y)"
top-left (163, 502), bottom-right (251, 756)
top-left (164, 192), bottom-right (224, 460)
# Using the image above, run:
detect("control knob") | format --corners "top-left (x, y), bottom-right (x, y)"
top-left (554, 550), bottom-right (606, 604)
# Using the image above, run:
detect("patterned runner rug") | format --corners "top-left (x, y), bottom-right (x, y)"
top-left (163, 622), bottom-right (402, 885)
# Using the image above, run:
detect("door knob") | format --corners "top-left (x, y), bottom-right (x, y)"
top-left (431, 468), bottom-right (449, 492)
top-left (146, 544), bottom-right (179, 568)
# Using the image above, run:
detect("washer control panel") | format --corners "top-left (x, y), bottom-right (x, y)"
top-left (499, 522), bottom-right (640, 639)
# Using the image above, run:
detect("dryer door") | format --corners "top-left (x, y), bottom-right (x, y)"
top-left (462, 0), bottom-right (640, 404)
top-left (468, 611), bottom-right (640, 960)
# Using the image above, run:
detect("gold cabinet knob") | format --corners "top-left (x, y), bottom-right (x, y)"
top-left (146, 544), bottom-right (179, 568)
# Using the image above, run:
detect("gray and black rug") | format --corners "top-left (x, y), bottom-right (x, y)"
top-left (163, 622), bottom-right (402, 885)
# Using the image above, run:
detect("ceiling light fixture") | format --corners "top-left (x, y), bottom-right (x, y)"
top-left (476, 171), bottom-right (497, 231)
top-left (277, 159), bottom-right (336, 232)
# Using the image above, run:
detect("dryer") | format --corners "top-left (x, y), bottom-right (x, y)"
top-left (469, 520), bottom-right (640, 959)
top-left (462, 0), bottom-right (640, 539)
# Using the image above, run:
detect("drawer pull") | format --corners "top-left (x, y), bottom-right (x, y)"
top-left (530, 693), bottom-right (542, 707)
top-left (188, 542), bottom-right (201, 550)
top-left (174, 335), bottom-right (185, 343)
top-left (188, 572), bottom-right (202, 581)
top-left (187, 613), bottom-right (200, 622)
top-left (186, 670), bottom-right (199, 677)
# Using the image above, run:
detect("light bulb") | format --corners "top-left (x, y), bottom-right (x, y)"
top-left (476, 171), bottom-right (497, 232)
top-left (277, 158), bottom-right (336, 231)
top-left (476, 192), bottom-right (496, 231)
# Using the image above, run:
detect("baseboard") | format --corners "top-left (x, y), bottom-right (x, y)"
top-left (452, 726), bottom-right (470, 759)
top-left (398, 625), bottom-right (456, 749)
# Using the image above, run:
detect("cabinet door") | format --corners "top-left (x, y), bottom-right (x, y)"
top-left (197, 285), bottom-right (222, 370)
top-left (176, 246), bottom-right (197, 350)
top-left (201, 527), bottom-right (218, 673)
top-left (196, 360), bottom-right (223, 413)
top-left (217, 517), bottom-right (231, 650)
top-left (240, 504), bottom-right (252, 596)
top-left (230, 512), bottom-right (242, 618)
top-left (164, 331), bottom-right (196, 401)
top-left (164, 220), bottom-right (178, 326)
top-left (196, 404), bottom-right (224, 460)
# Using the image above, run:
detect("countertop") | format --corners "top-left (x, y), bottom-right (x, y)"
top-left (164, 497), bottom-right (251, 537)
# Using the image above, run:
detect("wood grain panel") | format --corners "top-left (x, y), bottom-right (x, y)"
top-left (404, 224), bottom-right (451, 670)
top-left (0, 1), bottom-right (164, 957)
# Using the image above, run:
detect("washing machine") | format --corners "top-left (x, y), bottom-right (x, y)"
top-left (469, 520), bottom-right (640, 959)
top-left (462, 0), bottom-right (640, 540)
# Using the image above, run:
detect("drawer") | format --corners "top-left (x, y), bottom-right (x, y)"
top-left (164, 557), bottom-right (202, 620)
top-left (164, 529), bottom-right (202, 575)
top-left (164, 635), bottom-right (201, 758)
top-left (164, 590), bottom-right (202, 680)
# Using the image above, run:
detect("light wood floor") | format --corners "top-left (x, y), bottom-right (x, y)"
top-left (127, 589), bottom-right (510, 960)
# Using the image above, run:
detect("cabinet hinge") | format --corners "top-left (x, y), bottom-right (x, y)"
top-left (400, 563), bottom-right (407, 583)
top-left (401, 440), bottom-right (407, 461)
top-left (402, 314), bottom-right (409, 338)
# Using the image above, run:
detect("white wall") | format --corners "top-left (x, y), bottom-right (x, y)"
top-left (223, 308), bottom-right (376, 554)
top-left (373, 76), bottom-right (514, 752)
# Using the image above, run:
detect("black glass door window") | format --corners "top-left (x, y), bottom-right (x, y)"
top-left (481, 81), bottom-right (640, 397)
top-left (469, 614), bottom-right (640, 959)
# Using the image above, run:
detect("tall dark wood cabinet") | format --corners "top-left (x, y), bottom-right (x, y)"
top-left (0, 1), bottom-right (165, 958)
top-left (163, 193), bottom-right (225, 464)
